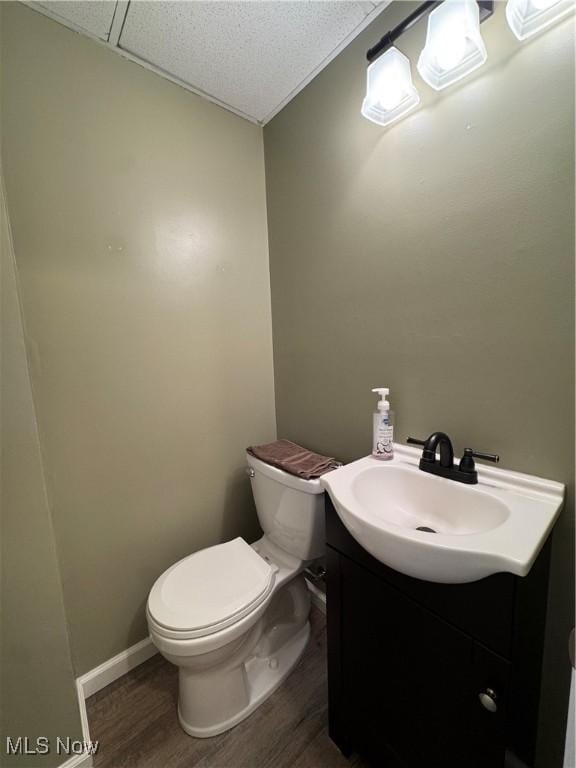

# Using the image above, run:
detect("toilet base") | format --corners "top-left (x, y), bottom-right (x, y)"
top-left (178, 620), bottom-right (311, 738)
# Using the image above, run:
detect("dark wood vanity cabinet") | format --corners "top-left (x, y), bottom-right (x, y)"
top-left (325, 498), bottom-right (551, 768)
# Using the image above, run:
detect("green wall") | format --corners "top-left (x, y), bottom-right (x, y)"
top-left (1, 2), bottom-right (275, 677)
top-left (264, 3), bottom-right (574, 766)
top-left (1, 175), bottom-right (82, 764)
top-left (1, 8), bottom-right (82, 762)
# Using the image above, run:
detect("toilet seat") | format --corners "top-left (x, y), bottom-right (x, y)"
top-left (147, 538), bottom-right (277, 640)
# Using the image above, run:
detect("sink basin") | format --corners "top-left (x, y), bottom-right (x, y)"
top-left (321, 445), bottom-right (564, 583)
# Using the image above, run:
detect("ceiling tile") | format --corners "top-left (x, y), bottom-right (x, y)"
top-left (119, 1), bottom-right (378, 123)
top-left (32, 1), bottom-right (117, 40)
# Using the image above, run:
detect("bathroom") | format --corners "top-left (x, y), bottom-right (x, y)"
top-left (0, 0), bottom-right (573, 767)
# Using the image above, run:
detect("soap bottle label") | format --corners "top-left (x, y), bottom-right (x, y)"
top-left (373, 413), bottom-right (394, 460)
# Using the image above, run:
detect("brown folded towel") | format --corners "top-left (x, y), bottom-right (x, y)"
top-left (247, 439), bottom-right (341, 480)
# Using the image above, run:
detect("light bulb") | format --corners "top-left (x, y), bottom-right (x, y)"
top-left (435, 25), bottom-right (468, 70)
top-left (361, 47), bottom-right (420, 127)
top-left (376, 68), bottom-right (405, 110)
top-left (417, 0), bottom-right (487, 91)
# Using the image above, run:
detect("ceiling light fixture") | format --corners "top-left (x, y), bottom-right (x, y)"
top-left (417, 0), bottom-right (488, 90)
top-left (362, 1), bottom-right (494, 127)
top-left (505, 0), bottom-right (574, 40)
top-left (361, 47), bottom-right (420, 126)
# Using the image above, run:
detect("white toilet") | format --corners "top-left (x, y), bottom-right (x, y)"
top-left (146, 452), bottom-right (326, 738)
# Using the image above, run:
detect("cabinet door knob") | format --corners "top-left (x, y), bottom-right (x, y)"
top-left (478, 688), bottom-right (498, 713)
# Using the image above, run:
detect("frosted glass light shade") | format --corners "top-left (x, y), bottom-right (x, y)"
top-left (417, 0), bottom-right (488, 91)
top-left (361, 47), bottom-right (420, 127)
top-left (506, 0), bottom-right (574, 40)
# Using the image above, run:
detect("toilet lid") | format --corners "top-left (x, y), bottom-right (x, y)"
top-left (147, 538), bottom-right (276, 636)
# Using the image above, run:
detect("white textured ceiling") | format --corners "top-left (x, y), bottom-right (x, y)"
top-left (28, 1), bottom-right (389, 124)
top-left (118, 1), bottom-right (381, 123)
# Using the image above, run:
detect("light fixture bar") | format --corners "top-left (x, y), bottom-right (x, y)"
top-left (366, 0), bottom-right (494, 63)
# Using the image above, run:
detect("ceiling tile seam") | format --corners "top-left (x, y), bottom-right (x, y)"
top-left (108, 0), bottom-right (130, 46)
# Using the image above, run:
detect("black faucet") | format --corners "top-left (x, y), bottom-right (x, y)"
top-left (407, 432), bottom-right (499, 484)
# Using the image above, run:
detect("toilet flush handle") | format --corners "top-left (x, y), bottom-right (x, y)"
top-left (246, 467), bottom-right (255, 478)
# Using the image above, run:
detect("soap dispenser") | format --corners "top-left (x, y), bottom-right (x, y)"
top-left (372, 388), bottom-right (394, 460)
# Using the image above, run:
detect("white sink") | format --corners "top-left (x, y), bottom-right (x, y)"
top-left (321, 444), bottom-right (564, 584)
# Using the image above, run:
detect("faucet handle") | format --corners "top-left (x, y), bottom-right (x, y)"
top-left (407, 437), bottom-right (426, 447)
top-left (463, 448), bottom-right (500, 464)
top-left (459, 448), bottom-right (499, 477)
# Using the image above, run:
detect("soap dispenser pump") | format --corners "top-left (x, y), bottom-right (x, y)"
top-left (372, 387), bottom-right (394, 461)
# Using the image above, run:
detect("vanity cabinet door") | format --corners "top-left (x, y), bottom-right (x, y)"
top-left (337, 556), bottom-right (509, 768)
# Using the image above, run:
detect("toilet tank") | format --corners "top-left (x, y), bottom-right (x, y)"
top-left (246, 453), bottom-right (326, 561)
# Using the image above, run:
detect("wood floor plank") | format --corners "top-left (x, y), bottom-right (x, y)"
top-left (87, 608), bottom-right (360, 768)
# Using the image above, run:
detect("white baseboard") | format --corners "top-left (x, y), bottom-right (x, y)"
top-left (77, 635), bottom-right (158, 699)
top-left (58, 751), bottom-right (93, 768)
top-left (60, 636), bottom-right (158, 768)
top-left (56, 680), bottom-right (95, 768)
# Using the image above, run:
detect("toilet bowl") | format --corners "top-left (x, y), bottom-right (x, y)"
top-left (147, 453), bottom-right (326, 738)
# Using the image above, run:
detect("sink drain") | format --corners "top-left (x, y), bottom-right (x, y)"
top-left (416, 526), bottom-right (437, 533)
